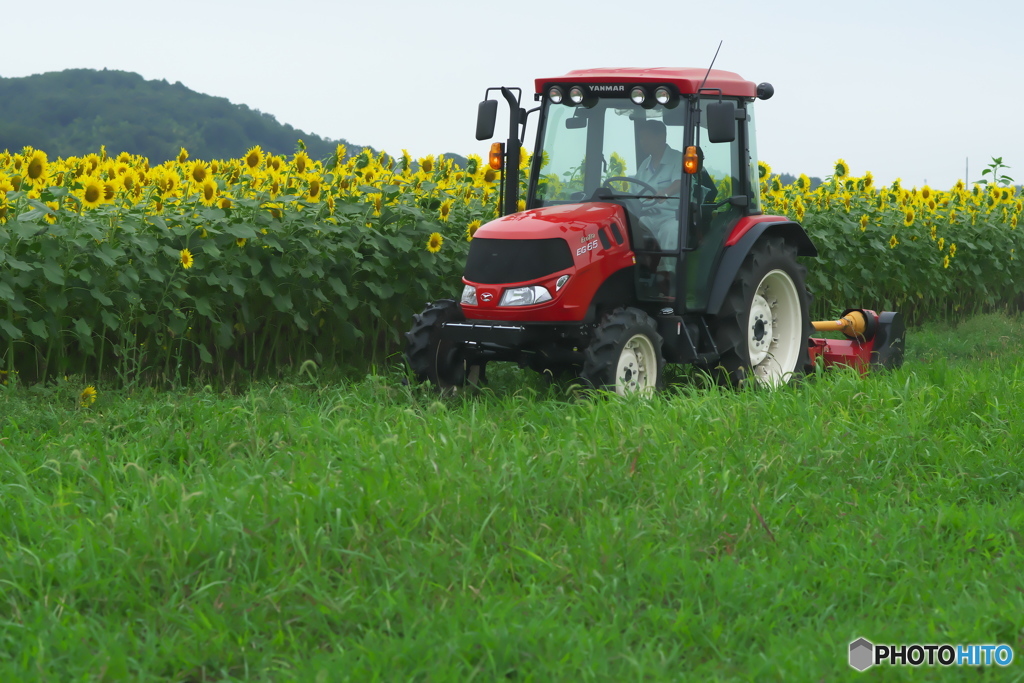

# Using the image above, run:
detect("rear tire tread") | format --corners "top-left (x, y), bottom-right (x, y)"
top-left (711, 237), bottom-right (813, 387)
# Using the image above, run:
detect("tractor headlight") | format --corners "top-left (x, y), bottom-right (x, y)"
top-left (569, 86), bottom-right (585, 105)
top-left (548, 86), bottom-right (564, 104)
top-left (500, 285), bottom-right (552, 306)
top-left (655, 86), bottom-right (676, 106)
top-left (630, 86), bottom-right (648, 106)
top-left (460, 284), bottom-right (477, 306)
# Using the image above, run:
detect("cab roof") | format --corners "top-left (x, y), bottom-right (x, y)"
top-left (536, 67), bottom-right (757, 98)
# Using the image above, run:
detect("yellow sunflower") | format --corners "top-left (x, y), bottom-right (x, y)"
top-left (81, 177), bottom-right (105, 209)
top-left (833, 158), bottom-right (849, 179)
top-left (306, 176), bottom-right (322, 201)
top-left (293, 151), bottom-right (311, 175)
top-left (80, 385), bottom-right (97, 407)
top-left (859, 214), bottom-right (869, 232)
top-left (426, 232), bottom-right (443, 253)
top-left (180, 248), bottom-right (194, 269)
top-left (157, 170), bottom-right (179, 196)
top-left (199, 178), bottom-right (218, 206)
top-left (889, 234), bottom-right (899, 249)
top-left (26, 149), bottom-right (48, 184)
top-left (466, 219), bottom-right (481, 241)
top-left (190, 160), bottom-right (209, 184)
top-left (438, 199), bottom-right (453, 222)
top-left (903, 208), bottom-right (915, 227)
top-left (757, 160), bottom-right (771, 180)
top-left (943, 255), bottom-right (950, 269)
top-left (244, 145), bottom-right (264, 171)
top-left (178, 147), bottom-right (189, 164)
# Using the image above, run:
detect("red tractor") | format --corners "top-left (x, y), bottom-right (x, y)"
top-left (406, 67), bottom-right (905, 394)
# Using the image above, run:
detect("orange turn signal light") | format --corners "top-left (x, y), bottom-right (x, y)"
top-left (489, 142), bottom-right (504, 170)
top-left (683, 146), bottom-right (699, 174)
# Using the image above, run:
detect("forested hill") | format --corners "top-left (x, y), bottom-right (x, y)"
top-left (0, 69), bottom-right (367, 163)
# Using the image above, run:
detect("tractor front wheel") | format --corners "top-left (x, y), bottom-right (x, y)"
top-left (405, 299), bottom-right (480, 389)
top-left (581, 307), bottom-right (664, 395)
top-left (710, 236), bottom-right (813, 388)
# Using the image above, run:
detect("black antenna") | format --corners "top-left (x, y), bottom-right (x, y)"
top-left (698, 40), bottom-right (723, 92)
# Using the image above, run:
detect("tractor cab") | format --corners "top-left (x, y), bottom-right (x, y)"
top-left (524, 71), bottom-right (762, 309)
top-left (404, 68), bottom-right (905, 394)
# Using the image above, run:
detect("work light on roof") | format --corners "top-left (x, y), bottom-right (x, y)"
top-left (569, 86), bottom-right (585, 104)
top-left (548, 86), bottom-right (564, 104)
top-left (630, 86), bottom-right (648, 106)
top-left (655, 86), bottom-right (674, 105)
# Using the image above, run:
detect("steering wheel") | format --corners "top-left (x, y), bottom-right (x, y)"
top-left (601, 176), bottom-right (661, 208)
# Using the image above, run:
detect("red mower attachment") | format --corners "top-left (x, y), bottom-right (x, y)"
top-left (809, 309), bottom-right (905, 374)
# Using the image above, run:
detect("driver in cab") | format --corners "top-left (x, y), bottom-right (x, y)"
top-left (635, 119), bottom-right (682, 250)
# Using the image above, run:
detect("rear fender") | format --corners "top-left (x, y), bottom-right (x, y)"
top-left (705, 220), bottom-right (817, 316)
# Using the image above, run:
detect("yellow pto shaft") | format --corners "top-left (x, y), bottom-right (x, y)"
top-left (812, 310), bottom-right (868, 337)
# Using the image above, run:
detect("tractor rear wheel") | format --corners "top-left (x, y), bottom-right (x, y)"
top-left (404, 299), bottom-right (480, 389)
top-left (581, 307), bottom-right (664, 395)
top-left (710, 236), bottom-right (813, 388)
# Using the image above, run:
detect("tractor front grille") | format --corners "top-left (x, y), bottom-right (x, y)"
top-left (463, 237), bottom-right (574, 284)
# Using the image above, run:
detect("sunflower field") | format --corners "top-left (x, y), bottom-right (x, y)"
top-left (763, 159), bottom-right (1024, 324)
top-left (1, 146), bottom-right (1023, 386)
top-left (0, 144), bottom-right (500, 385)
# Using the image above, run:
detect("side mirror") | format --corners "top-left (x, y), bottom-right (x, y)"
top-left (476, 99), bottom-right (498, 140)
top-left (706, 101), bottom-right (737, 143)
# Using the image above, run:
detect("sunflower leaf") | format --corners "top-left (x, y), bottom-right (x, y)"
top-left (0, 319), bottom-right (23, 340)
top-left (42, 260), bottom-right (65, 285)
top-left (17, 209), bottom-right (46, 222)
top-left (26, 318), bottom-right (48, 339)
top-left (272, 293), bottom-right (293, 312)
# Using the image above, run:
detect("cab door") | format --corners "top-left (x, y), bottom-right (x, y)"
top-left (684, 97), bottom-right (753, 311)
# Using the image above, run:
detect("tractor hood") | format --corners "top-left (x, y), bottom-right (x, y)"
top-left (461, 202), bottom-right (637, 322)
top-left (473, 202), bottom-right (626, 242)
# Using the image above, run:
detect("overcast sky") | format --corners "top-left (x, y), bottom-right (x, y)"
top-left (5, 0), bottom-right (1022, 189)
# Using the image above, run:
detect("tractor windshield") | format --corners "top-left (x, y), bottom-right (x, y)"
top-left (531, 99), bottom-right (686, 251)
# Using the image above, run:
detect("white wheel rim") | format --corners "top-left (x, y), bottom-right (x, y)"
top-left (616, 334), bottom-right (658, 396)
top-left (746, 269), bottom-right (802, 387)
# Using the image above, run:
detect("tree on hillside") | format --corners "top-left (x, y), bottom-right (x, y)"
top-left (0, 69), bottom-right (369, 162)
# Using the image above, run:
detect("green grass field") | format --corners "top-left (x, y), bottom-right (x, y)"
top-left (2, 314), bottom-right (1024, 681)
